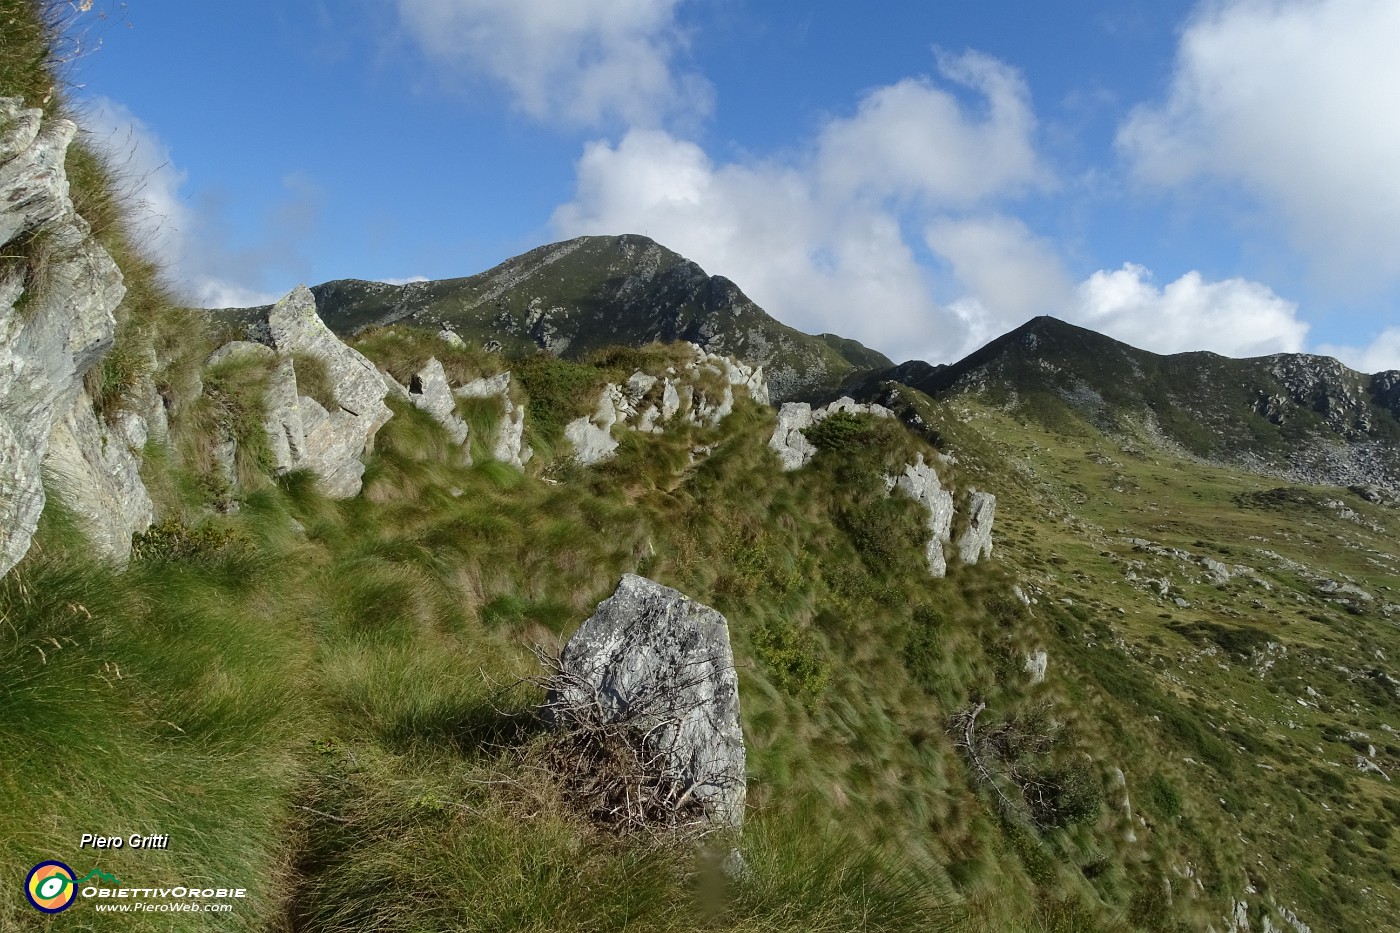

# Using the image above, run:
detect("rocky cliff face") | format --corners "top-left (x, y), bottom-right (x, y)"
top-left (1, 98), bottom-right (130, 575)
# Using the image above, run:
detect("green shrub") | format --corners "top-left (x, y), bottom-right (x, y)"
top-left (749, 616), bottom-right (830, 706)
top-left (1144, 772), bottom-right (1183, 820)
top-left (131, 518), bottom-right (246, 562)
top-left (513, 355), bottom-right (606, 451)
top-left (803, 410), bottom-right (871, 453)
top-left (1026, 760), bottom-right (1104, 829)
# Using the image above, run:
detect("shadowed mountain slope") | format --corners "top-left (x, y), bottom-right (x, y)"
top-left (850, 316), bottom-right (1400, 492)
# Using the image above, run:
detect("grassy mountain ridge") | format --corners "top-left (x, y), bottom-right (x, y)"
top-left (6, 5), bottom-right (1400, 930)
top-left (850, 315), bottom-right (1400, 492)
top-left (236, 235), bottom-right (893, 403)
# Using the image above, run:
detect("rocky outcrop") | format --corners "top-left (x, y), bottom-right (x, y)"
top-left (233, 285), bottom-right (393, 497)
top-left (1024, 650), bottom-right (1048, 685)
top-left (767, 396), bottom-right (894, 472)
top-left (42, 388), bottom-right (153, 565)
top-left (768, 403), bottom-right (816, 471)
top-left (565, 384), bottom-right (623, 466)
top-left (409, 357), bottom-right (469, 446)
top-left (890, 454), bottom-right (955, 577)
top-left (564, 344), bottom-right (768, 465)
top-left (455, 371), bottom-right (531, 468)
top-left (1372, 371), bottom-right (1400, 420)
top-left (1, 98), bottom-right (128, 576)
top-left (1267, 354), bottom-right (1375, 439)
top-left (957, 490), bottom-right (996, 564)
top-left (548, 574), bottom-right (746, 829)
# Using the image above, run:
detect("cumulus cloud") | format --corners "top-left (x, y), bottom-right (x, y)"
top-left (378, 275), bottom-right (430, 286)
top-left (395, 0), bottom-right (709, 128)
top-left (553, 129), bottom-right (949, 357)
top-left (1317, 328), bottom-right (1400, 374)
top-left (924, 214), bottom-right (1072, 347)
top-left (1070, 263), bottom-right (1308, 357)
top-left (817, 51), bottom-right (1049, 206)
top-left (1118, 0), bottom-right (1400, 288)
top-left (553, 51), bottom-right (1054, 362)
top-left (81, 97), bottom-right (192, 278)
top-left (81, 97), bottom-right (314, 308)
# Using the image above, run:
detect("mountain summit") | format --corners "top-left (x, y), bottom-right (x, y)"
top-left (294, 235), bottom-right (891, 402)
top-left (853, 315), bottom-right (1400, 491)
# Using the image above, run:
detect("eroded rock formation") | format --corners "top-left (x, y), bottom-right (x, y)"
top-left (565, 344), bottom-right (768, 466)
top-left (1, 98), bottom-right (129, 574)
top-left (235, 285), bottom-right (393, 497)
top-left (548, 574), bottom-right (746, 830)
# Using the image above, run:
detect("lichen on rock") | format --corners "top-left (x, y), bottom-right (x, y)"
top-left (1, 98), bottom-right (128, 575)
top-left (546, 574), bottom-right (746, 831)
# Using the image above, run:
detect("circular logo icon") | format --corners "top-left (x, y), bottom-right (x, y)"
top-left (26, 861), bottom-right (77, 913)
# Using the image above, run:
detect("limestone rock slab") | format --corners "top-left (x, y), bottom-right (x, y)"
top-left (1, 99), bottom-right (127, 575)
top-left (958, 489), bottom-right (996, 564)
top-left (550, 574), bottom-right (746, 829)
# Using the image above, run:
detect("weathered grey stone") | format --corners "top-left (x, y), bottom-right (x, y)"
top-left (455, 371), bottom-right (532, 468)
top-left (263, 356), bottom-right (306, 474)
top-left (892, 454), bottom-right (955, 577)
top-left (564, 384), bottom-right (623, 465)
top-left (113, 347), bottom-right (168, 450)
top-left (661, 378), bottom-right (681, 421)
top-left (1318, 579), bottom-right (1374, 601)
top-left (1202, 556), bottom-right (1232, 584)
top-left (626, 370), bottom-right (658, 399)
top-left (437, 328), bottom-right (465, 348)
top-left (1, 99), bottom-right (127, 576)
top-left (410, 357), bottom-right (469, 446)
top-left (690, 383), bottom-right (734, 426)
top-left (824, 396), bottom-right (894, 418)
top-left (241, 286), bottom-right (393, 497)
top-left (636, 404), bottom-right (663, 433)
top-left (206, 341), bottom-right (274, 366)
top-left (43, 389), bottom-right (152, 565)
top-left (768, 402), bottom-right (816, 471)
top-left (1025, 650), bottom-right (1048, 685)
top-left (550, 574), bottom-right (746, 829)
top-left (957, 490), bottom-right (996, 564)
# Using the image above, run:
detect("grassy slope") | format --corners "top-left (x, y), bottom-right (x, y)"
top-left (895, 384), bottom-right (1400, 931)
top-left (7, 7), bottom-right (1398, 930)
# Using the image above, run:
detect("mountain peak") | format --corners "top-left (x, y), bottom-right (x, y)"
top-left (297, 236), bottom-right (891, 402)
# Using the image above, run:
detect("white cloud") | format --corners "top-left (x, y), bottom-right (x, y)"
top-left (378, 275), bottom-right (429, 286)
top-left (395, 0), bottom-right (709, 128)
top-left (1317, 328), bottom-right (1400, 373)
top-left (81, 97), bottom-right (192, 278)
top-left (553, 51), bottom-right (1053, 362)
top-left (924, 214), bottom-right (1072, 347)
top-left (1118, 0), bottom-right (1400, 288)
top-left (1070, 263), bottom-right (1308, 357)
top-left (80, 97), bottom-right (317, 308)
top-left (191, 279), bottom-right (281, 310)
top-left (553, 129), bottom-right (950, 359)
top-left (817, 51), bottom-right (1050, 206)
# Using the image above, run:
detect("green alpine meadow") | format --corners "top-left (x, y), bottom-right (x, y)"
top-left (2, 3), bottom-right (1397, 931)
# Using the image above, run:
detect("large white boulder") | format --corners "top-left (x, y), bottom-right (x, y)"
top-left (548, 574), bottom-right (746, 830)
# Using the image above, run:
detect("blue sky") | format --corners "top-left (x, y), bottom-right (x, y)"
top-left (66, 0), bottom-right (1400, 370)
